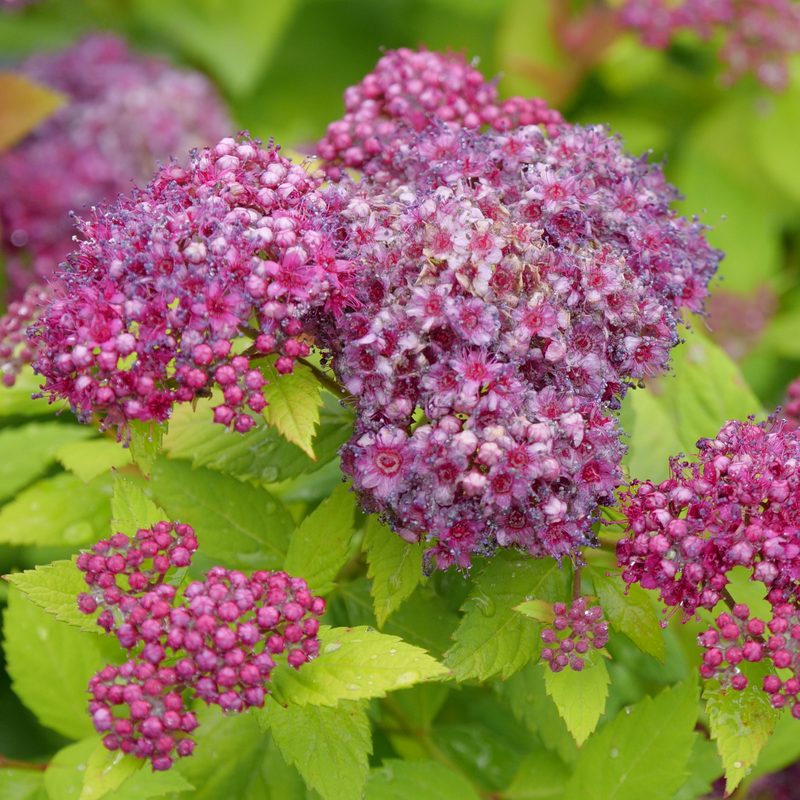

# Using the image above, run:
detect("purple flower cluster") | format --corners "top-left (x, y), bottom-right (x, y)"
top-left (77, 522), bottom-right (325, 769)
top-left (619, 0), bottom-right (800, 90)
top-left (617, 418), bottom-right (800, 714)
top-left (325, 120), bottom-right (720, 570)
top-left (540, 598), bottom-right (609, 672)
top-left (0, 35), bottom-right (231, 298)
top-left (31, 134), bottom-right (355, 432)
top-left (316, 47), bottom-right (563, 182)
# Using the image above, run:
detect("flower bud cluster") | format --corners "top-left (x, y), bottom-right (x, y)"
top-left (0, 34), bottom-right (231, 298)
top-left (317, 47), bottom-right (563, 182)
top-left (31, 132), bottom-right (355, 433)
top-left (540, 598), bottom-right (609, 672)
top-left (0, 284), bottom-right (50, 387)
top-left (77, 521), bottom-right (326, 769)
top-left (618, 0), bottom-right (800, 91)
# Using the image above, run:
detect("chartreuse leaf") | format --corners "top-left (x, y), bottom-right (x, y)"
top-left (503, 750), bottom-right (569, 799)
top-left (113, 768), bottom-right (194, 800)
top-left (704, 660), bottom-right (780, 794)
top-left (747, 708), bottom-right (800, 781)
top-left (0, 366), bottom-right (53, 418)
top-left (270, 625), bottom-right (449, 707)
top-left (259, 697), bottom-right (371, 800)
top-left (44, 738), bottom-right (98, 800)
top-left (363, 515), bottom-right (424, 628)
top-left (672, 735), bottom-right (724, 800)
top-left (55, 438), bottom-right (132, 484)
top-left (543, 647), bottom-right (611, 746)
top-left (0, 472), bottom-right (113, 547)
top-left (262, 360), bottom-right (324, 459)
top-left (110, 472), bottom-right (165, 534)
top-left (513, 599), bottom-right (555, 624)
top-left (0, 422), bottom-right (93, 504)
top-left (3, 588), bottom-right (106, 739)
top-left (78, 744), bottom-right (140, 800)
top-left (0, 768), bottom-right (45, 800)
top-left (149, 458), bottom-right (294, 571)
top-left (0, 71), bottom-right (63, 150)
top-left (283, 483), bottom-right (356, 593)
top-left (364, 760), bottom-right (480, 800)
top-left (4, 558), bottom-right (101, 633)
top-left (567, 678), bottom-right (699, 799)
top-left (587, 558), bottom-right (665, 662)
top-left (127, 420), bottom-right (166, 478)
top-left (443, 553), bottom-right (571, 681)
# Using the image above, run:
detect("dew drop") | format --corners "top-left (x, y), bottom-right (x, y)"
top-left (370, 654), bottom-right (378, 660)
top-left (734, 761), bottom-right (744, 769)
top-left (389, 648), bottom-right (397, 656)
top-left (610, 748), bottom-right (619, 758)
top-left (473, 588), bottom-right (496, 618)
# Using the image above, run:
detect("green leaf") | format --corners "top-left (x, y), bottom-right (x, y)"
top-left (270, 625), bottom-right (449, 707)
top-left (588, 560), bottom-right (665, 662)
top-left (362, 516), bottom-right (424, 628)
top-left (4, 559), bottom-right (101, 633)
top-left (0, 422), bottom-right (93, 504)
top-left (0, 472), bottom-right (113, 547)
top-left (704, 660), bottom-right (780, 794)
top-left (0, 71), bottom-right (64, 150)
top-left (513, 599), bottom-right (555, 624)
top-left (259, 697), bottom-right (371, 800)
top-left (365, 760), bottom-right (481, 800)
top-left (543, 647), bottom-right (611, 746)
top-left (3, 588), bottom-right (107, 739)
top-left (503, 750), bottom-right (569, 799)
top-left (55, 438), bottom-right (132, 484)
top-left (133, 0), bottom-right (298, 97)
top-left (149, 458), bottom-right (294, 571)
top-left (44, 738), bottom-right (98, 800)
top-left (126, 419), bottom-right (166, 478)
top-left (747, 708), bottom-right (800, 780)
top-left (113, 766), bottom-right (194, 799)
top-left (0, 367), bottom-right (54, 418)
top-left (389, 682), bottom-right (451, 731)
top-left (79, 743), bottom-right (140, 800)
top-left (672, 734), bottom-right (724, 800)
top-left (110, 472), bottom-right (166, 535)
top-left (567, 678), bottom-right (699, 800)
top-left (262, 360), bottom-right (324, 460)
top-left (283, 483), bottom-right (355, 593)
top-left (0, 768), bottom-right (45, 800)
top-left (443, 553), bottom-right (571, 682)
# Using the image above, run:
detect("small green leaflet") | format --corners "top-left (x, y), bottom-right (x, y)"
top-left (503, 750), bottom-right (569, 799)
top-left (513, 599), bottom-right (555, 624)
top-left (0, 472), bottom-right (113, 547)
top-left (269, 625), bottom-right (450, 706)
top-left (283, 482), bottom-right (356, 594)
top-left (3, 588), bottom-right (108, 740)
top-left (150, 458), bottom-right (294, 571)
top-left (262, 358), bottom-right (324, 459)
top-left (113, 768), bottom-right (194, 800)
top-left (0, 768), bottom-right (45, 800)
top-left (567, 678), bottom-right (699, 800)
top-left (364, 760), bottom-right (481, 800)
top-left (56, 437), bottom-right (132, 483)
top-left (389, 682), bottom-right (450, 731)
top-left (44, 738), bottom-right (98, 800)
top-left (127, 419), bottom-right (166, 478)
top-left (587, 559), bottom-right (665, 662)
top-left (110, 472), bottom-right (167, 535)
top-left (704, 660), bottom-right (781, 794)
top-left (672, 734), bottom-right (724, 800)
top-left (79, 743), bottom-right (140, 800)
top-left (747, 708), bottom-right (800, 781)
top-left (362, 515), bottom-right (424, 627)
top-left (4, 558), bottom-right (102, 633)
top-left (259, 697), bottom-right (372, 800)
top-left (443, 553), bottom-right (571, 681)
top-left (543, 647), bottom-right (611, 746)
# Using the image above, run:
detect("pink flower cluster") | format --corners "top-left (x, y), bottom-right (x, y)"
top-left (781, 376), bottom-right (800, 431)
top-left (317, 48), bottom-right (563, 182)
top-left (540, 598), bottom-right (609, 672)
top-left (0, 284), bottom-right (51, 387)
top-left (78, 521), bottom-right (325, 769)
top-left (31, 134), bottom-right (355, 432)
top-left (617, 418), bottom-right (800, 714)
top-left (619, 0), bottom-right (800, 90)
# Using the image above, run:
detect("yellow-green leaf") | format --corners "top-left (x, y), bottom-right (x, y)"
top-left (0, 72), bottom-right (64, 150)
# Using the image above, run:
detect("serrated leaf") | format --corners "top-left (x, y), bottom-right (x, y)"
top-left (503, 750), bottom-right (569, 799)
top-left (365, 760), bottom-right (481, 800)
top-left (747, 708), bottom-right (800, 781)
top-left (283, 483), bottom-right (355, 593)
top-left (0, 472), bottom-right (113, 547)
top-left (110, 472), bottom-right (167, 535)
top-left (363, 515), bottom-right (424, 628)
top-left (4, 559), bottom-right (101, 633)
top-left (55, 438), bottom-right (132, 484)
top-left (543, 647), bottom-right (611, 746)
top-left (3, 588), bottom-right (106, 739)
top-left (672, 734), bottom-right (724, 800)
top-left (0, 422), bottom-right (93, 504)
top-left (513, 599), bottom-right (555, 624)
top-left (79, 743), bottom-right (140, 800)
top-left (127, 419), bottom-right (166, 478)
top-left (259, 697), bottom-right (371, 800)
top-left (270, 625), bottom-right (449, 707)
top-left (113, 765), bottom-right (193, 799)
top-left (262, 360), bottom-right (323, 459)
top-left (44, 739), bottom-right (98, 800)
top-left (588, 560), bottom-right (665, 662)
top-left (443, 553), bottom-right (571, 682)
top-left (389, 682), bottom-right (450, 731)
top-left (0, 767), bottom-right (45, 800)
top-left (150, 458), bottom-right (293, 571)
top-left (0, 72), bottom-right (64, 150)
top-left (567, 678), bottom-right (699, 799)
top-left (704, 660), bottom-right (780, 794)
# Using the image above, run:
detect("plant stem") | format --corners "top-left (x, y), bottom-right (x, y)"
top-left (296, 357), bottom-right (353, 400)
top-left (572, 564), bottom-right (583, 602)
top-left (0, 755), bottom-right (47, 771)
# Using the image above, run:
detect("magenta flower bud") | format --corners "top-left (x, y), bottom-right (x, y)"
top-left (742, 641), bottom-right (763, 662)
top-left (243, 686), bottom-right (266, 708)
top-left (213, 627), bottom-right (237, 651)
top-left (703, 648), bottom-right (724, 668)
top-left (180, 713), bottom-right (199, 733)
top-left (287, 649), bottom-right (308, 668)
top-left (774, 649), bottom-right (793, 669)
top-left (726, 647), bottom-right (743, 666)
top-left (266, 635), bottom-right (285, 654)
top-left (141, 716), bottom-right (164, 739)
top-left (764, 675), bottom-right (783, 694)
top-left (730, 674), bottom-right (748, 691)
top-left (213, 405), bottom-right (236, 426)
top-left (256, 606), bottom-right (280, 629)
